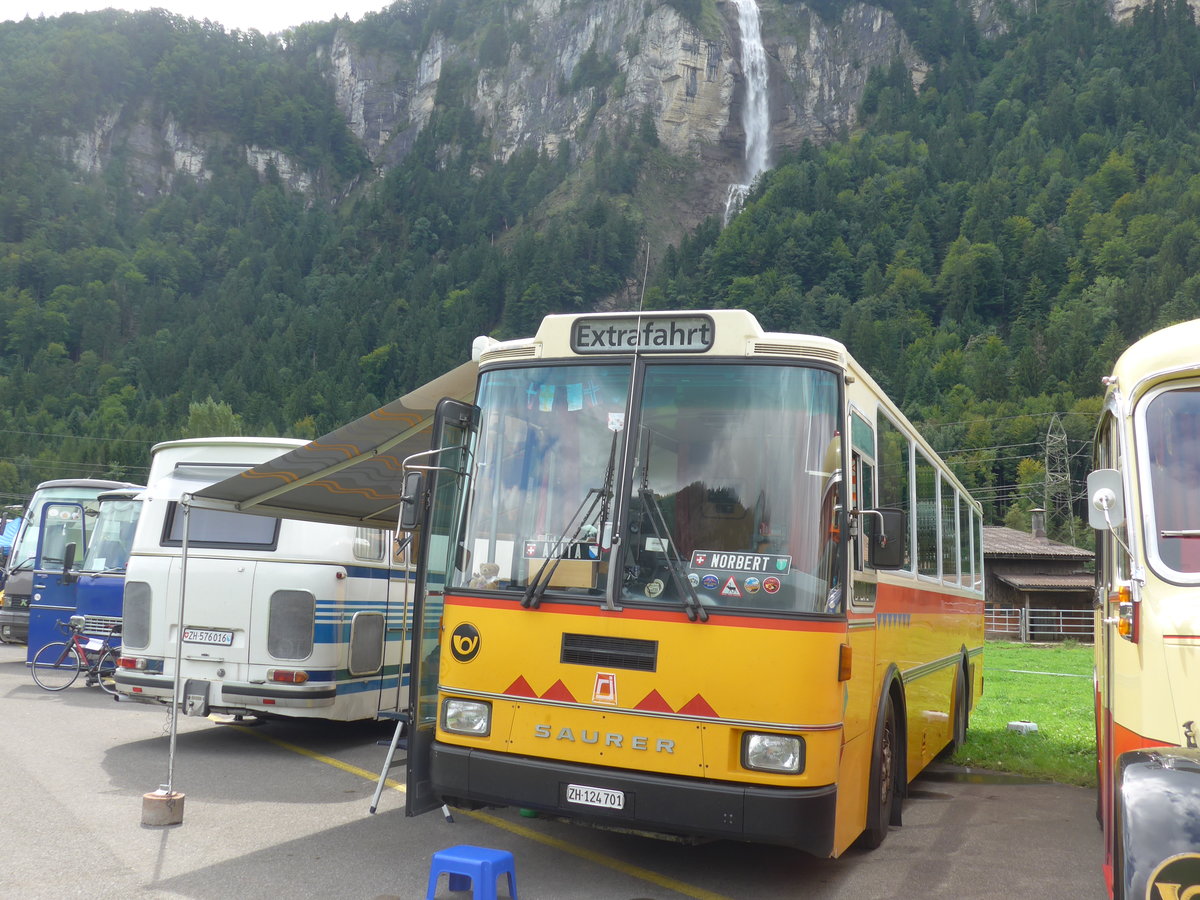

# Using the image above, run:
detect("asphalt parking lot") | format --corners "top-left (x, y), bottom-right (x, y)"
top-left (0, 641), bottom-right (1107, 899)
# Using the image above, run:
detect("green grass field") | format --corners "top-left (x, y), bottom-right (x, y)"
top-left (950, 640), bottom-right (1097, 787)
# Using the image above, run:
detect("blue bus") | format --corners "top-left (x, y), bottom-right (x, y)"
top-left (0, 478), bottom-right (141, 645)
top-left (25, 486), bottom-right (145, 658)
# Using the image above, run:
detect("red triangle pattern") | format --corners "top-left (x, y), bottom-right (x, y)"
top-left (633, 689), bottom-right (674, 712)
top-left (540, 679), bottom-right (577, 702)
top-left (677, 693), bottom-right (719, 718)
top-left (504, 676), bottom-right (537, 697)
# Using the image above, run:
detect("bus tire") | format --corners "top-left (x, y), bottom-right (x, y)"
top-left (950, 664), bottom-right (969, 753)
top-left (859, 692), bottom-right (900, 850)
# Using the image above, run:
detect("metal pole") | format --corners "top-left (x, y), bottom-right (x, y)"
top-left (165, 496), bottom-right (192, 794)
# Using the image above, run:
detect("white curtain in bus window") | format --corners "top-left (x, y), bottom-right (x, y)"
top-left (268, 590), bottom-right (315, 659)
top-left (915, 452), bottom-right (937, 577)
top-left (941, 477), bottom-right (959, 585)
top-left (1145, 386), bottom-right (1200, 573)
top-left (354, 527), bottom-right (386, 561)
top-left (876, 414), bottom-right (911, 570)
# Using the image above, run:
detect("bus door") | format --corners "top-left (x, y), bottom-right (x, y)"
top-left (847, 439), bottom-right (879, 745)
top-left (405, 398), bottom-right (478, 817)
top-left (26, 501), bottom-right (87, 658)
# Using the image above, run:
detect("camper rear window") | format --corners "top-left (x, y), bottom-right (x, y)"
top-left (161, 503), bottom-right (280, 550)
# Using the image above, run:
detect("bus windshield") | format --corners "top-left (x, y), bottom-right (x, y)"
top-left (621, 363), bottom-right (842, 613)
top-left (1143, 385), bottom-right (1200, 576)
top-left (8, 488), bottom-right (97, 570)
top-left (79, 497), bottom-right (142, 573)
top-left (457, 360), bottom-right (844, 614)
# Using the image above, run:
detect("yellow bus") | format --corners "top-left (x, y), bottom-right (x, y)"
top-left (401, 309), bottom-right (984, 856)
top-left (1088, 318), bottom-right (1200, 900)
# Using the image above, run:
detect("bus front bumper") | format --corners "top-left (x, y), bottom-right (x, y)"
top-left (0, 608), bottom-right (28, 643)
top-left (431, 743), bottom-right (838, 856)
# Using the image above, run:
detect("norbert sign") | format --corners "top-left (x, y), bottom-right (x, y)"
top-left (571, 315), bottom-right (715, 354)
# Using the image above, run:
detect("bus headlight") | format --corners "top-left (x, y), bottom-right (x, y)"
top-left (742, 733), bottom-right (805, 774)
top-left (442, 698), bottom-right (491, 736)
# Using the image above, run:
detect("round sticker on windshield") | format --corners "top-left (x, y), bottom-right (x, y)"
top-left (645, 579), bottom-right (665, 598)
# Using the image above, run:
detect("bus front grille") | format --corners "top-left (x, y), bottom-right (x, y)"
top-left (561, 633), bottom-right (657, 671)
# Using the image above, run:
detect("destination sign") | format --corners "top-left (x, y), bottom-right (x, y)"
top-left (690, 549), bottom-right (792, 573)
top-left (524, 539), bottom-right (602, 560)
top-left (571, 315), bottom-right (715, 354)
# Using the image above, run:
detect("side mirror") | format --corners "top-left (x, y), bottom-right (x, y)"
top-left (62, 542), bottom-right (79, 584)
top-left (1087, 469), bottom-right (1125, 530)
top-left (398, 471), bottom-right (426, 532)
top-left (867, 508), bottom-right (907, 570)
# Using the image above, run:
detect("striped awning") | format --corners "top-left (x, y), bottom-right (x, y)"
top-left (192, 360), bottom-right (477, 529)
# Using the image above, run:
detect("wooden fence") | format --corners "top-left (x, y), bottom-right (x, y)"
top-left (984, 607), bottom-right (1094, 643)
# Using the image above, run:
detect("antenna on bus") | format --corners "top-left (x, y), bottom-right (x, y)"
top-left (607, 240), bottom-right (651, 612)
top-left (638, 239), bottom-right (650, 311)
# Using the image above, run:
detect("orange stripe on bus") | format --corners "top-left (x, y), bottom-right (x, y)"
top-left (1112, 720), bottom-right (1176, 758)
top-left (445, 594), bottom-right (847, 632)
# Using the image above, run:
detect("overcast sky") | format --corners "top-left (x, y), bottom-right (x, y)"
top-left (4, 2), bottom-right (391, 35)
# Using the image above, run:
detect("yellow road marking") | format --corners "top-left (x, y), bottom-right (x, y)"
top-left (230, 725), bottom-right (736, 900)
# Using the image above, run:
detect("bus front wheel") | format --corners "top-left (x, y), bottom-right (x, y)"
top-left (859, 694), bottom-right (900, 850)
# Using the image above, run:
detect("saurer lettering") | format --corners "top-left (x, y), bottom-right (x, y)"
top-left (534, 723), bottom-right (675, 753)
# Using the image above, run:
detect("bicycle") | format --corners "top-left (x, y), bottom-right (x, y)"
top-left (30, 616), bottom-right (122, 694)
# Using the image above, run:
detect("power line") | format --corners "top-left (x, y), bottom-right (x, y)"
top-left (919, 411), bottom-right (1097, 430)
top-left (0, 428), bottom-right (156, 446)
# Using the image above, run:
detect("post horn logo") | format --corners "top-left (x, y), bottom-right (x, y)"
top-left (1147, 853), bottom-right (1200, 900)
top-left (450, 622), bottom-right (481, 662)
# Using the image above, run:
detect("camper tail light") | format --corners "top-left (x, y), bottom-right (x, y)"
top-left (442, 698), bottom-right (491, 736)
top-left (268, 669), bottom-right (309, 685)
top-left (742, 732), bottom-right (805, 774)
top-left (117, 656), bottom-right (163, 673)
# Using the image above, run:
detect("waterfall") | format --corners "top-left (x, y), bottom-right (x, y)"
top-left (724, 0), bottom-right (770, 225)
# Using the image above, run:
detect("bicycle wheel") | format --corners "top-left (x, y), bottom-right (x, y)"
top-left (31, 641), bottom-right (83, 691)
top-left (94, 647), bottom-right (119, 695)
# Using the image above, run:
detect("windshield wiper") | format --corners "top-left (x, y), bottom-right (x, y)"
top-left (522, 429), bottom-right (621, 610)
top-left (521, 488), bottom-right (605, 609)
top-left (639, 487), bottom-right (707, 623)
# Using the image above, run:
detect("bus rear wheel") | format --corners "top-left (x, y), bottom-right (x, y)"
top-left (950, 665), bottom-right (969, 753)
top-left (859, 694), bottom-right (899, 849)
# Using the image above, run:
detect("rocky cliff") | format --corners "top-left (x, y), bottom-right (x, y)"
top-left (318, 0), bottom-right (931, 229)
top-left (59, 0), bottom-right (1053, 233)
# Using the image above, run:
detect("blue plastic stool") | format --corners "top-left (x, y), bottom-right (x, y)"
top-left (425, 844), bottom-right (519, 900)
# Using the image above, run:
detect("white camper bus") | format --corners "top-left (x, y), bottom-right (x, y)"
top-left (115, 437), bottom-right (411, 721)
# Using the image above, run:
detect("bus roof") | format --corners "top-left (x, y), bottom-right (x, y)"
top-left (1109, 318), bottom-right (1200, 402)
top-left (27, 478), bottom-right (142, 492)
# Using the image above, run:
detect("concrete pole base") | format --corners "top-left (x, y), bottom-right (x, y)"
top-left (142, 790), bottom-right (185, 826)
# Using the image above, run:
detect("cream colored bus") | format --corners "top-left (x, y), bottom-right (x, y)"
top-left (1088, 318), bottom-right (1200, 900)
